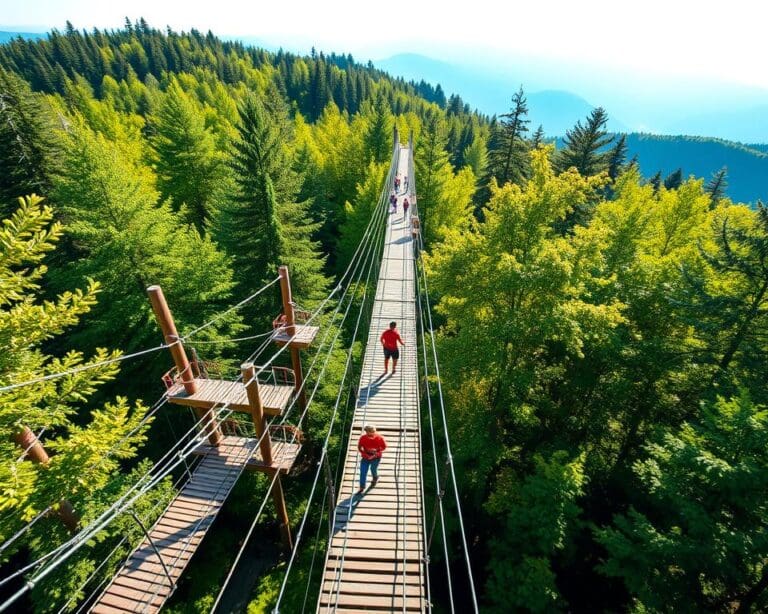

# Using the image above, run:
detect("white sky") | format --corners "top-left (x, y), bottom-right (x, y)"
top-left (3, 0), bottom-right (768, 90)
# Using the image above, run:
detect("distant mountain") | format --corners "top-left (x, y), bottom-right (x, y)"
top-left (0, 31), bottom-right (45, 44)
top-left (623, 133), bottom-right (768, 205)
top-left (375, 53), bottom-right (628, 135)
top-left (375, 53), bottom-right (768, 143)
top-left (662, 106), bottom-right (768, 144)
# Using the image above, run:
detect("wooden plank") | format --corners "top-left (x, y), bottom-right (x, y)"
top-left (321, 580), bottom-right (423, 596)
top-left (318, 592), bottom-right (423, 610)
top-left (322, 570), bottom-right (422, 585)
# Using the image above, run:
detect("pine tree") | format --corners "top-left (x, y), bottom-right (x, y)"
top-left (0, 68), bottom-right (62, 217)
top-left (648, 170), bottom-right (662, 192)
top-left (555, 107), bottom-right (614, 176)
top-left (664, 168), bottom-right (683, 190)
top-left (706, 166), bottom-right (728, 206)
top-left (531, 124), bottom-right (545, 148)
top-left (486, 87), bottom-right (530, 188)
top-left (606, 133), bottom-right (628, 181)
top-left (216, 91), bottom-right (328, 314)
top-left (362, 96), bottom-right (393, 165)
top-left (149, 81), bottom-right (226, 231)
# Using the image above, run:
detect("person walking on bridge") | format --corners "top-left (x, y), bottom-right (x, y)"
top-left (381, 321), bottom-right (405, 375)
top-left (358, 425), bottom-right (386, 493)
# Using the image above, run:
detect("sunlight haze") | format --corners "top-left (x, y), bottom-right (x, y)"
top-left (3, 0), bottom-right (768, 89)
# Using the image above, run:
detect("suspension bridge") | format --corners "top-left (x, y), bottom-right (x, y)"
top-left (0, 132), bottom-right (477, 613)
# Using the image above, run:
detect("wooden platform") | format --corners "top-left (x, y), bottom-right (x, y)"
top-left (167, 378), bottom-right (293, 416)
top-left (318, 147), bottom-right (426, 613)
top-left (271, 324), bottom-right (319, 349)
top-left (194, 437), bottom-right (301, 474)
top-left (90, 437), bottom-right (259, 613)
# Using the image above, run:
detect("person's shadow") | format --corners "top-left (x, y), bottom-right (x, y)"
top-left (357, 373), bottom-right (391, 405)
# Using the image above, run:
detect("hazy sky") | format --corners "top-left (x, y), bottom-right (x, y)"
top-left (3, 0), bottom-right (768, 90)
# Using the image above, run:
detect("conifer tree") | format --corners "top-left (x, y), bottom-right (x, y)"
top-left (663, 168), bottom-right (683, 190)
top-left (531, 124), bottom-right (545, 149)
top-left (648, 170), bottom-right (662, 192)
top-left (706, 166), bottom-right (728, 205)
top-left (363, 96), bottom-right (394, 164)
top-left (0, 68), bottom-right (62, 217)
top-left (606, 133), bottom-right (628, 181)
top-left (216, 91), bottom-right (328, 314)
top-left (486, 87), bottom-right (530, 188)
top-left (149, 81), bottom-right (226, 231)
top-left (555, 107), bottom-right (613, 176)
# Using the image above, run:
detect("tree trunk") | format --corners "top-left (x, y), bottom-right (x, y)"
top-left (13, 426), bottom-right (79, 532)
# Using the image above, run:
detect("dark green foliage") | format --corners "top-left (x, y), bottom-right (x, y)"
top-left (706, 166), bottom-right (728, 205)
top-left (0, 68), bottom-right (61, 216)
top-left (555, 107), bottom-right (613, 176)
top-left (598, 393), bottom-right (768, 612)
top-left (664, 167), bottom-right (683, 190)
top-left (606, 133), bottom-right (627, 181)
top-left (363, 96), bottom-right (393, 164)
top-left (486, 86), bottom-right (530, 188)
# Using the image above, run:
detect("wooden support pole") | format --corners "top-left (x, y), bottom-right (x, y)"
top-left (272, 475), bottom-right (293, 551)
top-left (277, 266), bottom-right (306, 412)
top-left (13, 426), bottom-right (79, 532)
top-left (147, 285), bottom-right (223, 446)
top-left (242, 362), bottom-right (292, 550)
top-left (241, 362), bottom-right (273, 466)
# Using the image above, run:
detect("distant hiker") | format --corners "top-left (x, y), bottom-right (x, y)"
top-left (394, 176), bottom-right (400, 191)
top-left (390, 193), bottom-right (397, 213)
top-left (403, 198), bottom-right (410, 216)
top-left (380, 321), bottom-right (404, 374)
top-left (404, 175), bottom-right (408, 190)
top-left (358, 425), bottom-right (386, 493)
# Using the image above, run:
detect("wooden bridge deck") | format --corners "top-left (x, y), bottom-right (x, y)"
top-left (318, 146), bottom-right (426, 613)
top-left (90, 437), bottom-right (263, 613)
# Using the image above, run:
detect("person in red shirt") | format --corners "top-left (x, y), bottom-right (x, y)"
top-left (358, 425), bottom-right (387, 493)
top-left (380, 321), bottom-right (405, 375)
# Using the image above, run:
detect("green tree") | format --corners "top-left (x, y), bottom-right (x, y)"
top-left (216, 91), bottom-right (328, 314)
top-left (0, 195), bottom-right (150, 551)
top-left (149, 80), bottom-right (227, 230)
top-left (598, 393), bottom-right (768, 612)
top-left (486, 87), bottom-right (530, 187)
top-left (706, 166), bottom-right (728, 206)
top-left (52, 119), bottom-right (240, 352)
top-left (664, 167), bottom-right (683, 190)
top-left (486, 452), bottom-right (586, 613)
top-left (555, 107), bottom-right (613, 176)
top-left (337, 161), bottom-right (386, 272)
top-left (362, 97), bottom-right (393, 165)
top-left (0, 69), bottom-right (62, 217)
top-left (606, 133), bottom-right (627, 181)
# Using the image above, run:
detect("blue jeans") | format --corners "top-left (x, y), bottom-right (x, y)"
top-left (360, 458), bottom-right (380, 488)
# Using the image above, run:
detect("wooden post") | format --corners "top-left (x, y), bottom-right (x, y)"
top-left (241, 363), bottom-right (273, 466)
top-left (277, 266), bottom-right (306, 411)
top-left (147, 285), bottom-right (222, 446)
top-left (13, 426), bottom-right (79, 532)
top-left (242, 362), bottom-right (292, 550)
top-left (272, 476), bottom-right (293, 551)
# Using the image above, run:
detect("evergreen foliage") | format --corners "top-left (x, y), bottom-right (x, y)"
top-left (0, 69), bottom-right (62, 217)
top-left (486, 86), bottom-right (530, 188)
top-left (555, 107), bottom-right (613, 176)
